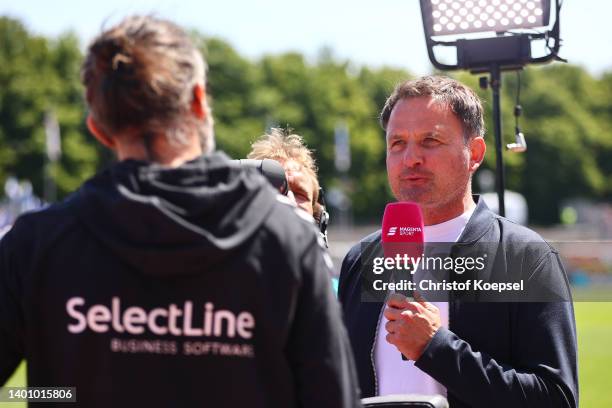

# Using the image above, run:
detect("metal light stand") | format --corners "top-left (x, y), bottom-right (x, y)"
top-left (485, 64), bottom-right (506, 216)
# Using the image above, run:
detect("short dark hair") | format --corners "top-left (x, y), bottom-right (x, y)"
top-left (380, 75), bottom-right (485, 141)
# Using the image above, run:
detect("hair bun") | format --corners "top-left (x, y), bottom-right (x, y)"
top-left (111, 52), bottom-right (133, 73)
top-left (82, 16), bottom-right (208, 139)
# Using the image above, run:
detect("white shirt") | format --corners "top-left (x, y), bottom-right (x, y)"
top-left (374, 206), bottom-right (475, 396)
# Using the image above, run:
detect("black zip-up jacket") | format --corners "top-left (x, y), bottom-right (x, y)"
top-left (0, 152), bottom-right (361, 408)
top-left (338, 197), bottom-right (578, 408)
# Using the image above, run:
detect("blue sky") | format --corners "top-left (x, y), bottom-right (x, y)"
top-left (2, 0), bottom-right (610, 76)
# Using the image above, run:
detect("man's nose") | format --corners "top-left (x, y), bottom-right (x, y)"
top-left (402, 145), bottom-right (423, 168)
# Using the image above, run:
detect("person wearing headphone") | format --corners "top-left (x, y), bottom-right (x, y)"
top-left (248, 128), bottom-right (329, 246)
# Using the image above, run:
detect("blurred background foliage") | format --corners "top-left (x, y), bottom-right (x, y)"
top-left (1, 16), bottom-right (611, 224)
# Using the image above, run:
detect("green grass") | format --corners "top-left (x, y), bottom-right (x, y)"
top-left (0, 362), bottom-right (25, 408)
top-left (575, 302), bottom-right (612, 408)
top-left (2, 302), bottom-right (610, 407)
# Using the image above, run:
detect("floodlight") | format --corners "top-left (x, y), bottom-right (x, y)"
top-left (420, 0), bottom-right (562, 71)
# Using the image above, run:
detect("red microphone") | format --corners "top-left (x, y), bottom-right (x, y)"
top-left (381, 202), bottom-right (424, 267)
top-left (381, 202), bottom-right (425, 361)
top-left (362, 203), bottom-right (424, 303)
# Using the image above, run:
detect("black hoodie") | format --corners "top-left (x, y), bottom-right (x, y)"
top-left (0, 152), bottom-right (361, 407)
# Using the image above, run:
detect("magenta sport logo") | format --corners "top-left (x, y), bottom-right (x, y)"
top-left (387, 226), bottom-right (423, 237)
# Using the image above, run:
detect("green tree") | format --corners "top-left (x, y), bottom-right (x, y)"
top-left (461, 66), bottom-right (612, 224)
top-left (0, 17), bottom-right (102, 201)
top-left (197, 35), bottom-right (266, 159)
top-left (1, 18), bottom-right (610, 225)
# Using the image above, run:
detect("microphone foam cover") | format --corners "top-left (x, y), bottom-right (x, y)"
top-left (381, 202), bottom-right (424, 259)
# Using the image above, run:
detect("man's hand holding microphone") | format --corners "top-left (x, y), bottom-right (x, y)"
top-left (384, 292), bottom-right (442, 361)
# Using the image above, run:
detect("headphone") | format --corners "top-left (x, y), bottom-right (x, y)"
top-left (314, 187), bottom-right (330, 247)
top-left (238, 158), bottom-right (329, 243)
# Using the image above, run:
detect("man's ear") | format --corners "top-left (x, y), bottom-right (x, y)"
top-left (469, 136), bottom-right (486, 172)
top-left (191, 83), bottom-right (207, 119)
top-left (86, 115), bottom-right (116, 149)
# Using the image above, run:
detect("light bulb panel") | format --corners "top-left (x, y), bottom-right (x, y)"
top-left (425, 0), bottom-right (550, 36)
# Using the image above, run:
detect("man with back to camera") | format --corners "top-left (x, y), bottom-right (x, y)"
top-left (248, 128), bottom-right (329, 244)
top-left (0, 16), bottom-right (361, 407)
top-left (338, 76), bottom-right (578, 407)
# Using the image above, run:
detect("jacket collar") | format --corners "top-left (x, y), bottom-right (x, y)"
top-left (455, 195), bottom-right (495, 245)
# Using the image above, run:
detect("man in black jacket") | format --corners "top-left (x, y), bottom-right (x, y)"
top-left (0, 16), bottom-right (361, 407)
top-left (338, 76), bottom-right (578, 407)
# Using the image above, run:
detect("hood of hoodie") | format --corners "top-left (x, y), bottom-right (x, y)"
top-left (75, 151), bottom-right (278, 276)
